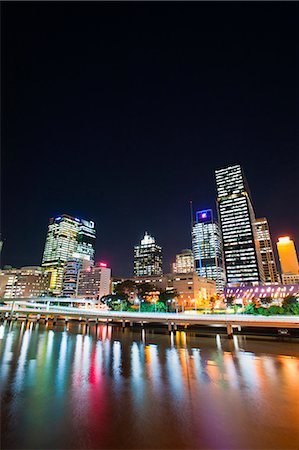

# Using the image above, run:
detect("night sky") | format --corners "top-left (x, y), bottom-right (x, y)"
top-left (2, 2), bottom-right (298, 276)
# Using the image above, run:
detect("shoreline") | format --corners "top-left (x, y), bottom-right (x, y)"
top-left (2, 315), bottom-right (299, 343)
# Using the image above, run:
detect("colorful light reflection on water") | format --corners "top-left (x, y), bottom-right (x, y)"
top-left (1, 321), bottom-right (299, 449)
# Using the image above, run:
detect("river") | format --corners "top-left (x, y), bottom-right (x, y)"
top-left (1, 320), bottom-right (299, 449)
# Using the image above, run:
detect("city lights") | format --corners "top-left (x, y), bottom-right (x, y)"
top-left (1, 3), bottom-right (298, 450)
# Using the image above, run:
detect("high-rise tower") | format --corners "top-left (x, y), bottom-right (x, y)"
top-left (277, 236), bottom-right (299, 284)
top-left (215, 165), bottom-right (264, 286)
top-left (42, 214), bottom-right (96, 295)
top-left (172, 249), bottom-right (195, 274)
top-left (134, 232), bottom-right (162, 277)
top-left (62, 255), bottom-right (91, 297)
top-left (192, 209), bottom-right (225, 293)
top-left (255, 218), bottom-right (279, 283)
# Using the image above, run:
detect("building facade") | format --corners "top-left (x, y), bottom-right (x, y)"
top-left (277, 236), bottom-right (299, 277)
top-left (125, 273), bottom-right (216, 310)
top-left (225, 283), bottom-right (299, 303)
top-left (0, 267), bottom-right (50, 299)
top-left (165, 272), bottom-right (216, 309)
top-left (192, 209), bottom-right (225, 293)
top-left (41, 214), bottom-right (96, 295)
top-left (134, 232), bottom-right (162, 277)
top-left (281, 274), bottom-right (299, 285)
top-left (255, 218), bottom-right (279, 283)
top-left (172, 249), bottom-right (195, 273)
top-left (215, 164), bottom-right (264, 286)
top-left (62, 255), bottom-right (92, 297)
top-left (76, 266), bottom-right (111, 300)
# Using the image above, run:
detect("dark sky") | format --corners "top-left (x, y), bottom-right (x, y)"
top-left (2, 1), bottom-right (298, 276)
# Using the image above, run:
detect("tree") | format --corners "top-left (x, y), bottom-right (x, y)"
top-left (256, 306), bottom-right (269, 316)
top-left (101, 294), bottom-right (129, 311)
top-left (244, 295), bottom-right (299, 316)
top-left (233, 304), bottom-right (242, 314)
top-left (282, 295), bottom-right (298, 307)
top-left (225, 296), bottom-right (235, 308)
top-left (209, 296), bottom-right (216, 312)
top-left (136, 283), bottom-right (156, 301)
top-left (158, 289), bottom-right (177, 304)
top-left (155, 301), bottom-right (166, 312)
top-left (282, 295), bottom-right (299, 315)
top-left (268, 305), bottom-right (284, 315)
top-left (114, 280), bottom-right (137, 301)
top-left (244, 303), bottom-right (258, 315)
top-left (260, 296), bottom-right (273, 306)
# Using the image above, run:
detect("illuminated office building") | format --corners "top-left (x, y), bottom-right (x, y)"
top-left (172, 249), bottom-right (195, 273)
top-left (134, 232), bottom-right (162, 277)
top-left (281, 273), bottom-right (299, 285)
top-left (215, 165), bottom-right (264, 286)
top-left (165, 272), bottom-right (216, 310)
top-left (121, 273), bottom-right (216, 310)
top-left (42, 214), bottom-right (96, 295)
top-left (62, 254), bottom-right (92, 297)
top-left (0, 267), bottom-right (50, 298)
top-left (77, 219), bottom-right (96, 260)
top-left (76, 265), bottom-right (111, 300)
top-left (192, 209), bottom-right (225, 293)
top-left (277, 236), bottom-right (299, 284)
top-left (255, 218), bottom-right (279, 283)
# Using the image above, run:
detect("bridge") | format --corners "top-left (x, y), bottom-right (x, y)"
top-left (1, 297), bottom-right (299, 337)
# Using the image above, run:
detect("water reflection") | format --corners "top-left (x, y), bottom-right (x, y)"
top-left (1, 320), bottom-right (299, 450)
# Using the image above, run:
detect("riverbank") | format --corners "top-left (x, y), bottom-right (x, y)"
top-left (2, 313), bottom-right (299, 341)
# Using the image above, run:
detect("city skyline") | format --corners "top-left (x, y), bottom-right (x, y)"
top-left (2, 2), bottom-right (298, 276)
top-left (1, 162), bottom-right (299, 278)
top-left (1, 4), bottom-right (298, 450)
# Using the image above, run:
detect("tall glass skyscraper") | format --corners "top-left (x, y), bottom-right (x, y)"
top-left (192, 209), bottom-right (225, 293)
top-left (215, 165), bottom-right (264, 286)
top-left (42, 214), bottom-right (96, 295)
top-left (134, 232), bottom-right (162, 277)
top-left (255, 218), bottom-right (279, 283)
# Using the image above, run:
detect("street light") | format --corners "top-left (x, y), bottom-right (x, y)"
top-left (172, 299), bottom-right (178, 314)
top-left (152, 299), bottom-right (156, 313)
top-left (134, 297), bottom-right (141, 312)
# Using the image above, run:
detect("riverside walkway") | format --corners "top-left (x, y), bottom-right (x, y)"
top-left (1, 297), bottom-right (299, 337)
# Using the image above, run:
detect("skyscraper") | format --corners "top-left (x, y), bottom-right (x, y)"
top-left (277, 236), bottom-right (299, 284)
top-left (172, 249), bottom-right (195, 273)
top-left (134, 232), bottom-right (162, 277)
top-left (77, 265), bottom-right (111, 300)
top-left (42, 214), bottom-right (96, 295)
top-left (255, 218), bottom-right (279, 283)
top-left (215, 164), bottom-right (264, 286)
top-left (62, 254), bottom-right (92, 297)
top-left (192, 209), bottom-right (225, 293)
